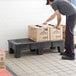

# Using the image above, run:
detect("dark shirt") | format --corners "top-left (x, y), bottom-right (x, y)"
top-left (51, 0), bottom-right (76, 16)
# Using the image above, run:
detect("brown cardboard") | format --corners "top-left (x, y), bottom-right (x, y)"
top-left (49, 26), bottom-right (63, 40)
top-left (28, 25), bottom-right (49, 42)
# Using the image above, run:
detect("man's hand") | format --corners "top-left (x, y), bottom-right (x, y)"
top-left (43, 21), bottom-right (47, 25)
top-left (54, 25), bottom-right (60, 30)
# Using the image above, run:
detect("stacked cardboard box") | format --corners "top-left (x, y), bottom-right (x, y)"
top-left (0, 49), bottom-right (6, 69)
top-left (28, 25), bottom-right (49, 42)
top-left (48, 25), bottom-right (63, 40)
top-left (28, 25), bottom-right (64, 41)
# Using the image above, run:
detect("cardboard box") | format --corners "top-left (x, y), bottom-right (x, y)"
top-left (49, 26), bottom-right (63, 40)
top-left (0, 62), bottom-right (5, 69)
top-left (0, 49), bottom-right (5, 62)
top-left (0, 69), bottom-right (13, 76)
top-left (28, 25), bottom-right (49, 42)
top-left (61, 25), bottom-right (66, 33)
top-left (61, 25), bottom-right (66, 40)
top-left (0, 65), bottom-right (6, 69)
top-left (0, 49), bottom-right (5, 69)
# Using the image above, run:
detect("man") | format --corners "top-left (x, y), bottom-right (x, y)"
top-left (43, 0), bottom-right (76, 60)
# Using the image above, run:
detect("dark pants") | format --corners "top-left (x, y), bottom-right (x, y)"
top-left (65, 14), bottom-right (76, 57)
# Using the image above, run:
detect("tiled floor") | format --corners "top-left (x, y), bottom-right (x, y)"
top-left (6, 49), bottom-right (76, 76)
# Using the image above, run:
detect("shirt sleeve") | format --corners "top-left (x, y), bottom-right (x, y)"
top-left (51, 2), bottom-right (58, 11)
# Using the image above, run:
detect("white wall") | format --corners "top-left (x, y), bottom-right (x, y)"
top-left (0, 0), bottom-right (66, 51)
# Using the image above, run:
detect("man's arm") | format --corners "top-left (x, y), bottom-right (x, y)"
top-left (55, 10), bottom-right (61, 28)
top-left (43, 12), bottom-right (57, 24)
top-left (45, 13), bottom-right (56, 22)
top-left (43, 10), bottom-right (61, 27)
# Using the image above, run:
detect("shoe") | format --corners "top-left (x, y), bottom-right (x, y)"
top-left (60, 52), bottom-right (65, 55)
top-left (60, 52), bottom-right (67, 55)
top-left (62, 55), bottom-right (75, 60)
